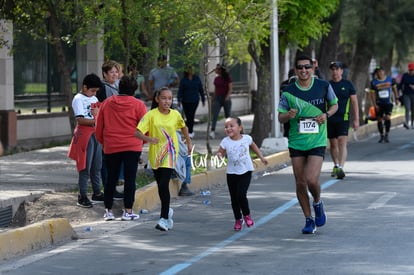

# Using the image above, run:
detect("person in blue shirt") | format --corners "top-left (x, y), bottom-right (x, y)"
top-left (398, 63), bottom-right (414, 129)
top-left (370, 66), bottom-right (399, 143)
top-left (177, 65), bottom-right (205, 138)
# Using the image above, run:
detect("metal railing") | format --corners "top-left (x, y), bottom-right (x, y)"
top-left (14, 93), bottom-right (68, 112)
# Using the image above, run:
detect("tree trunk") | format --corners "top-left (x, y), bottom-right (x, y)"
top-left (379, 47), bottom-right (394, 76)
top-left (248, 39), bottom-right (272, 147)
top-left (348, 31), bottom-right (373, 126)
top-left (121, 0), bottom-right (130, 69)
top-left (202, 53), bottom-right (213, 155)
top-left (48, 7), bottom-right (76, 132)
top-left (318, 2), bottom-right (343, 79)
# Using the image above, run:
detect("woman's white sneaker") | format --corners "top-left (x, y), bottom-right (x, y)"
top-left (103, 210), bottom-right (115, 221)
top-left (156, 218), bottom-right (169, 231)
top-left (121, 210), bottom-right (140, 221)
top-left (167, 208), bottom-right (174, 230)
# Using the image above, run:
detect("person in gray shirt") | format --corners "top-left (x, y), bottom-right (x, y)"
top-left (148, 55), bottom-right (179, 98)
top-left (97, 60), bottom-right (120, 102)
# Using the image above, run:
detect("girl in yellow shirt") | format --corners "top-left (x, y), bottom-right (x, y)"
top-left (136, 87), bottom-right (192, 231)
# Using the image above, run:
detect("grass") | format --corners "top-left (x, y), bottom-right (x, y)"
top-left (24, 83), bottom-right (47, 93)
top-left (136, 169), bottom-right (155, 189)
top-left (22, 83), bottom-right (77, 94)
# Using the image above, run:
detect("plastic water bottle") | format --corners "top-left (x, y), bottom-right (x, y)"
top-left (140, 209), bottom-right (149, 214)
top-left (203, 200), bottom-right (211, 205)
top-left (84, 226), bottom-right (92, 232)
top-left (201, 190), bottom-right (211, 196)
top-left (280, 163), bottom-right (288, 169)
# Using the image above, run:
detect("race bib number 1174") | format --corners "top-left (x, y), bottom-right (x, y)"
top-left (298, 118), bottom-right (319, 134)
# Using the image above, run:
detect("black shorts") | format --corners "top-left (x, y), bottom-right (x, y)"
top-left (289, 146), bottom-right (326, 158)
top-left (327, 121), bottom-right (350, 139)
top-left (377, 103), bottom-right (393, 117)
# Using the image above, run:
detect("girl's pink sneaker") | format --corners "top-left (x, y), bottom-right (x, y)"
top-left (234, 219), bottom-right (243, 231)
top-left (244, 215), bottom-right (254, 227)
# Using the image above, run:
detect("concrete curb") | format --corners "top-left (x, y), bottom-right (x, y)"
top-left (0, 218), bottom-right (76, 261)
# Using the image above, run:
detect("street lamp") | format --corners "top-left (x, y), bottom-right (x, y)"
top-left (271, 0), bottom-right (280, 138)
top-left (261, 0), bottom-right (288, 154)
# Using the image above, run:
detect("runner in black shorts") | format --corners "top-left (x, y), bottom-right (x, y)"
top-left (289, 146), bottom-right (326, 158)
top-left (327, 61), bottom-right (359, 179)
top-left (278, 55), bottom-right (338, 234)
top-left (370, 66), bottom-right (399, 143)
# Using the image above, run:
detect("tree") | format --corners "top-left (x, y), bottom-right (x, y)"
top-left (159, 0), bottom-right (273, 152)
top-left (100, 0), bottom-right (158, 74)
top-left (1, 0), bottom-right (339, 145)
top-left (330, 0), bottom-right (414, 123)
top-left (317, 0), bottom-right (345, 78)
top-left (250, 0), bottom-right (338, 145)
top-left (174, 0), bottom-right (338, 147)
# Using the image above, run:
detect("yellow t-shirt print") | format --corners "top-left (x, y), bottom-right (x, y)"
top-left (155, 128), bottom-right (177, 168)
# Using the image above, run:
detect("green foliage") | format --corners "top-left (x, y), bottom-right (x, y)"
top-left (99, 0), bottom-right (200, 70)
top-left (2, 0), bottom-right (339, 76)
top-left (1, 0), bottom-right (104, 45)
top-left (341, 0), bottom-right (414, 66)
top-left (278, 0), bottom-right (339, 51)
top-left (3, 0), bottom-right (342, 144)
top-left (180, 0), bottom-right (272, 65)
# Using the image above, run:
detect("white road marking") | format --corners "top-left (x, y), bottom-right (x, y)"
top-left (160, 179), bottom-right (339, 275)
top-left (367, 192), bottom-right (397, 209)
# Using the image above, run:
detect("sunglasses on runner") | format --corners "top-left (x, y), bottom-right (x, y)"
top-left (295, 64), bottom-right (313, 70)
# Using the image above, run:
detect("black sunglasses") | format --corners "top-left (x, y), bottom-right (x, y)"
top-left (295, 64), bottom-right (313, 70)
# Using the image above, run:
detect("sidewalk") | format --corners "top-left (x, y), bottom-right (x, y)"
top-left (0, 114), bottom-right (254, 220)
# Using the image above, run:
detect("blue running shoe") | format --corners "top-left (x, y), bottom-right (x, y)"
top-left (313, 200), bottom-right (326, 227)
top-left (302, 217), bottom-right (316, 234)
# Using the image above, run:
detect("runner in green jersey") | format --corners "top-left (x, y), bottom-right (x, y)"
top-left (278, 55), bottom-right (338, 234)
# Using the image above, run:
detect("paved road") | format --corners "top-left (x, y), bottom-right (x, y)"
top-left (1, 125), bottom-right (414, 274)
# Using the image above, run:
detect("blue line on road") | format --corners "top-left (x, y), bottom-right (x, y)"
top-left (397, 140), bottom-right (414, 150)
top-left (160, 179), bottom-right (339, 275)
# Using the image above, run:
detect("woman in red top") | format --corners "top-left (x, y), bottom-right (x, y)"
top-left (96, 75), bottom-right (147, 221)
top-left (210, 64), bottom-right (232, 139)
